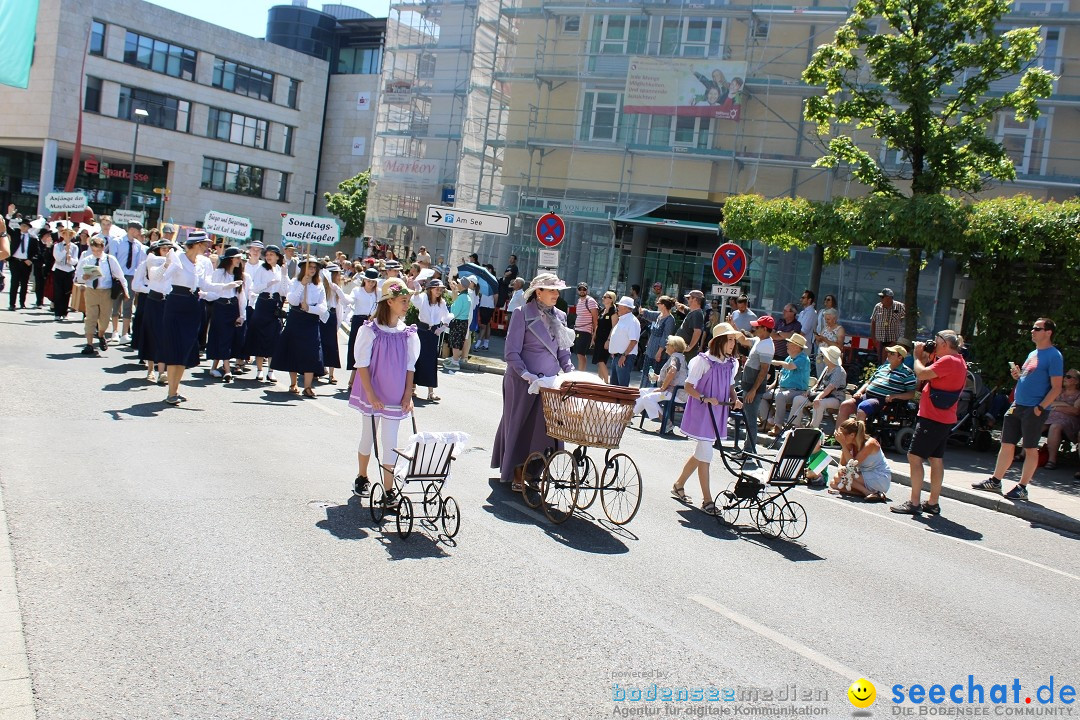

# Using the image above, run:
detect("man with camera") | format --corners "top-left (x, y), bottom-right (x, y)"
top-left (892, 330), bottom-right (967, 516)
top-left (972, 317), bottom-right (1063, 500)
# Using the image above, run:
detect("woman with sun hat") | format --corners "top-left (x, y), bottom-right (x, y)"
top-left (271, 256), bottom-right (327, 398)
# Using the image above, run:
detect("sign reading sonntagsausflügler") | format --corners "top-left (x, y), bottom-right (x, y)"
top-left (203, 210), bottom-right (252, 240)
top-left (281, 214), bottom-right (340, 246)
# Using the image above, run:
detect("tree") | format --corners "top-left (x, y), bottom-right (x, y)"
top-left (324, 169), bottom-right (370, 238)
top-left (801, 0), bottom-right (1055, 336)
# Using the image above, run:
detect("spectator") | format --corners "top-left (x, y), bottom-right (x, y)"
top-left (497, 269), bottom-right (515, 309)
top-left (283, 243), bottom-right (299, 279)
top-left (75, 235), bottom-right (128, 356)
top-left (891, 330), bottom-right (967, 516)
top-left (415, 245), bottom-right (432, 268)
top-left (591, 291), bottom-right (617, 383)
top-left (477, 283), bottom-right (496, 351)
top-left (817, 294), bottom-right (839, 335)
top-left (653, 335), bottom-right (689, 407)
top-left (674, 290), bottom-right (706, 359)
top-left (445, 276), bottom-right (473, 370)
top-left (773, 303), bottom-right (801, 362)
top-left (789, 345), bottom-right (846, 431)
top-left (870, 288), bottom-right (905, 362)
top-left (814, 308), bottom-right (846, 354)
top-left (738, 315), bottom-right (775, 455)
top-left (837, 344), bottom-right (917, 425)
top-left (798, 289), bottom-right (817, 339)
top-left (466, 252), bottom-right (479, 264)
top-left (572, 282), bottom-right (599, 370)
top-left (972, 318), bottom-right (1063, 500)
top-left (1043, 368), bottom-right (1080, 469)
top-left (506, 277), bottom-right (525, 318)
top-left (829, 418), bottom-right (891, 502)
top-left (729, 295), bottom-right (757, 333)
top-left (671, 322), bottom-right (743, 513)
top-left (505, 254), bottom-right (519, 279)
top-left (639, 296), bottom-right (676, 389)
top-left (607, 296), bottom-right (641, 387)
top-left (435, 255), bottom-right (450, 279)
top-left (759, 332), bottom-right (810, 433)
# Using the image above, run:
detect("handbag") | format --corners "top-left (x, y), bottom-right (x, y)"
top-left (928, 386), bottom-right (962, 410)
top-left (110, 282), bottom-right (125, 300)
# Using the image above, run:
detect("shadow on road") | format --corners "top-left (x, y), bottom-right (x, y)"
top-left (674, 505), bottom-right (826, 561)
top-left (316, 496), bottom-right (370, 541)
top-left (45, 351), bottom-right (95, 361)
top-left (103, 399), bottom-right (204, 418)
top-left (912, 513), bottom-right (983, 541)
top-left (102, 377), bottom-right (155, 392)
top-left (316, 495), bottom-right (453, 560)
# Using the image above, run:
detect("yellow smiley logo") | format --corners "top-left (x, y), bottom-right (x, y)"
top-left (848, 678), bottom-right (876, 709)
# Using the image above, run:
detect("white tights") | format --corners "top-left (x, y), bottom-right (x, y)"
top-left (358, 414), bottom-right (402, 466)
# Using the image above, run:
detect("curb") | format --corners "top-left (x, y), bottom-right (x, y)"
top-left (0, 485), bottom-right (36, 718)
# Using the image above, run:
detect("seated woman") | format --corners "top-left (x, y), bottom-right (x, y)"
top-left (829, 418), bottom-right (891, 502)
top-left (1045, 368), bottom-right (1080, 469)
top-left (651, 335), bottom-right (688, 430)
top-left (789, 345), bottom-right (847, 431)
top-left (814, 307), bottom-right (845, 353)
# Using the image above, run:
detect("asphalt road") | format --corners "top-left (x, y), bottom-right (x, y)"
top-left (2, 307), bottom-right (1078, 719)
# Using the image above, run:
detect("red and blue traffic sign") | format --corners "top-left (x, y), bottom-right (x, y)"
top-left (535, 212), bottom-right (565, 247)
top-left (712, 242), bottom-right (748, 284)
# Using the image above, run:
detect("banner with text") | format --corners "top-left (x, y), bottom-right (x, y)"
top-left (375, 158), bottom-right (442, 187)
top-left (203, 211), bottom-right (252, 240)
top-left (281, 214), bottom-right (340, 247)
top-left (624, 58), bottom-right (747, 121)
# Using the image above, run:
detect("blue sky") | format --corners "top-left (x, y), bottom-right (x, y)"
top-left (145, 0), bottom-right (390, 37)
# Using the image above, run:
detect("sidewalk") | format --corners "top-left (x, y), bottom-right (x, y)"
top-left (460, 333), bottom-right (1080, 536)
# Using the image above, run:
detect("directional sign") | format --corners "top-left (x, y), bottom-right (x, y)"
top-left (535, 212), bottom-right (565, 247)
top-left (203, 210), bottom-right (252, 240)
top-left (712, 242), bottom-right (748, 284)
top-left (44, 192), bottom-right (88, 213)
top-left (112, 209), bottom-right (145, 227)
top-left (281, 213), bottom-right (340, 246)
top-left (425, 205), bottom-right (510, 236)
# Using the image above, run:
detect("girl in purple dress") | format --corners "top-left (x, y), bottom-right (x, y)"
top-left (672, 322), bottom-right (744, 514)
top-left (348, 278), bottom-right (421, 505)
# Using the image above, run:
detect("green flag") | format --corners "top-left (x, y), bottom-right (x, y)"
top-left (0, 1), bottom-right (39, 89)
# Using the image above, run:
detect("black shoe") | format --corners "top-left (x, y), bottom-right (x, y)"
top-left (97, 335), bottom-right (107, 351)
top-left (920, 502), bottom-right (941, 516)
top-left (80, 344), bottom-right (96, 356)
top-left (890, 500), bottom-right (922, 515)
top-left (353, 475), bottom-right (370, 496)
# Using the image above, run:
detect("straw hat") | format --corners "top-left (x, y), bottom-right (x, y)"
top-left (523, 272), bottom-right (568, 302)
top-left (711, 322), bottom-right (741, 339)
top-left (379, 277), bottom-right (410, 302)
top-left (788, 332), bottom-right (807, 349)
top-left (820, 345), bottom-right (843, 366)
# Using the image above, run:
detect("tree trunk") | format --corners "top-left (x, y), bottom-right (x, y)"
top-left (904, 247), bottom-right (921, 339)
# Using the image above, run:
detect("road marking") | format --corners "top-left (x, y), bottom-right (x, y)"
top-left (499, 500), bottom-right (549, 524)
top-left (308, 400), bottom-right (341, 416)
top-left (690, 594), bottom-right (870, 684)
top-left (800, 491), bottom-right (1080, 583)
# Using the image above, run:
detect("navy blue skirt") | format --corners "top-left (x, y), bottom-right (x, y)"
top-left (159, 289), bottom-right (201, 368)
top-left (131, 293), bottom-right (145, 351)
top-left (246, 294), bottom-right (282, 358)
top-left (138, 292), bottom-right (166, 363)
top-left (270, 307), bottom-right (324, 373)
top-left (320, 307), bottom-right (341, 369)
top-left (345, 313), bottom-right (369, 370)
top-left (206, 298), bottom-right (246, 361)
top-left (415, 326), bottom-right (439, 388)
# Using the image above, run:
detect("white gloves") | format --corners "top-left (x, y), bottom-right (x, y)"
top-left (521, 372), bottom-right (539, 383)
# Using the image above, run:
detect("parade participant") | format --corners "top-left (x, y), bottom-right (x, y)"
top-left (109, 222), bottom-right (147, 343)
top-left (8, 218), bottom-right (38, 311)
top-left (829, 418), bottom-right (891, 502)
top-left (32, 227), bottom-right (53, 309)
top-left (671, 323), bottom-right (743, 513)
top-left (271, 257), bottom-right (327, 397)
top-left (349, 278), bottom-right (420, 503)
top-left (411, 278), bottom-right (452, 402)
top-left (205, 247), bottom-right (249, 383)
top-left (347, 268), bottom-right (380, 387)
top-left (492, 273), bottom-right (575, 491)
top-left (246, 245), bottom-right (287, 384)
top-left (320, 263), bottom-right (350, 385)
top-left (283, 243), bottom-right (299, 279)
top-left (133, 240), bottom-right (173, 384)
top-left (51, 226), bottom-right (79, 321)
top-left (153, 231), bottom-right (241, 405)
top-left (74, 235), bottom-right (129, 356)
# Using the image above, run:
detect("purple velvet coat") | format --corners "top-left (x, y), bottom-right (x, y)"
top-left (491, 299), bottom-right (574, 483)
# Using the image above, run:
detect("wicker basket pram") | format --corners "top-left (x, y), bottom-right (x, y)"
top-left (539, 381), bottom-right (640, 449)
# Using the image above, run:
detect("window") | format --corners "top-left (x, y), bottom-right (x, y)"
top-left (84, 77), bottom-right (102, 113)
top-left (588, 16), bottom-right (648, 55)
top-left (90, 21), bottom-right (105, 56)
top-left (997, 113), bottom-right (1051, 175)
top-left (642, 115), bottom-right (712, 148)
top-left (418, 52), bottom-right (436, 78)
top-left (201, 157), bottom-right (265, 197)
top-left (276, 173), bottom-right (289, 202)
top-left (562, 15), bottom-right (581, 34)
top-left (286, 78), bottom-right (299, 108)
top-left (660, 17), bottom-right (724, 57)
top-left (580, 91), bottom-right (625, 142)
top-left (752, 18), bottom-right (770, 40)
top-left (119, 86), bottom-right (190, 132)
top-left (336, 47), bottom-right (382, 75)
top-left (213, 58), bottom-right (274, 102)
top-left (281, 126), bottom-right (294, 155)
top-left (122, 31), bottom-right (196, 80)
top-left (207, 108), bottom-right (268, 149)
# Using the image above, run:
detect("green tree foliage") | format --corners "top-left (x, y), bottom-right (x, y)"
top-left (324, 169), bottom-right (370, 238)
top-left (798, 0), bottom-right (1055, 335)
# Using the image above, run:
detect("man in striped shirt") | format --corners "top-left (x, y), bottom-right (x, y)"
top-left (837, 344), bottom-right (917, 424)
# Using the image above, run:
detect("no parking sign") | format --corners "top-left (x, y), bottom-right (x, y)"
top-left (712, 243), bottom-right (748, 284)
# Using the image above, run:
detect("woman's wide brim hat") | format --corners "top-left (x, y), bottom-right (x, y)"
top-left (379, 277), bottom-right (410, 302)
top-left (523, 272), bottom-right (568, 303)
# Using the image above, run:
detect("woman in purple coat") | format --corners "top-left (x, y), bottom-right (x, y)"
top-left (492, 273), bottom-right (576, 491)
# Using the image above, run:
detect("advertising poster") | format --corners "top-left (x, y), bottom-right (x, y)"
top-left (624, 58), bottom-right (747, 121)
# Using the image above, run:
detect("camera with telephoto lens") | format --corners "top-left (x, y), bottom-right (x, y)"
top-left (924, 338), bottom-right (937, 355)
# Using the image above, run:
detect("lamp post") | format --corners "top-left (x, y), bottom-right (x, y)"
top-left (125, 107), bottom-right (149, 210)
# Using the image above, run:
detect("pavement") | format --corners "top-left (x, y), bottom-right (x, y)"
top-left (2, 305), bottom-right (1079, 719)
top-left (467, 333), bottom-right (1080, 535)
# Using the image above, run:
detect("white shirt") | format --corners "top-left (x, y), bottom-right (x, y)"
top-left (152, 249), bottom-right (233, 294)
top-left (411, 293), bottom-right (453, 327)
top-left (142, 256), bottom-right (172, 294)
top-left (109, 236), bottom-right (147, 275)
top-left (687, 352), bottom-right (740, 388)
top-left (354, 320), bottom-right (421, 371)
top-left (244, 260), bottom-right (262, 302)
top-left (12, 232), bottom-right (31, 260)
top-left (324, 281), bottom-right (350, 313)
top-left (730, 308), bottom-right (757, 333)
top-left (349, 286), bottom-right (378, 317)
top-left (75, 252), bottom-right (127, 292)
top-left (746, 336), bottom-right (775, 372)
top-left (285, 279), bottom-right (328, 318)
top-left (249, 264), bottom-right (287, 296)
top-left (797, 305), bottom-right (818, 338)
top-left (203, 269), bottom-right (250, 316)
top-left (131, 259), bottom-right (150, 294)
top-left (52, 241), bottom-right (79, 272)
top-left (608, 311), bottom-right (641, 355)
top-left (507, 289), bottom-right (525, 313)
top-left (479, 293), bottom-right (495, 309)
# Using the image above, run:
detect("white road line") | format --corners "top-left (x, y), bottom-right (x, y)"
top-left (499, 499), bottom-right (549, 524)
top-left (308, 400), bottom-right (341, 416)
top-left (800, 491), bottom-right (1080, 583)
top-left (690, 594), bottom-right (870, 684)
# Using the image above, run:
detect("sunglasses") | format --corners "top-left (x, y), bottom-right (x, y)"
top-left (1067, 374), bottom-right (1079, 380)
top-left (1031, 327), bottom-right (1048, 332)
